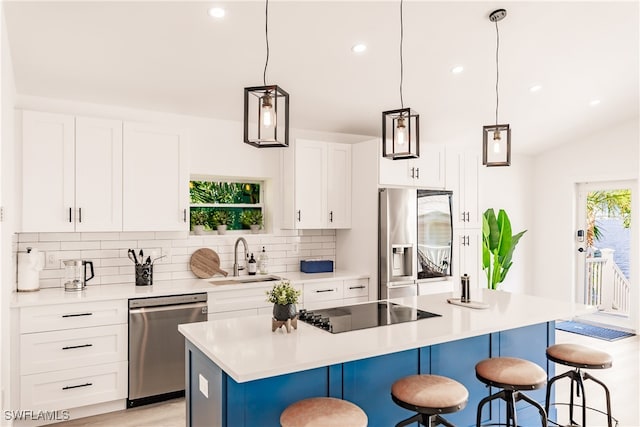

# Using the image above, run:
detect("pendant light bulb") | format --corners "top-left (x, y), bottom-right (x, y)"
top-left (493, 140), bottom-right (501, 154)
top-left (396, 116), bottom-right (407, 147)
top-left (261, 94), bottom-right (275, 128)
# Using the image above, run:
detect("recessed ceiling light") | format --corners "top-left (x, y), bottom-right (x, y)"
top-left (529, 84), bottom-right (542, 92)
top-left (451, 65), bottom-right (464, 74)
top-left (352, 43), bottom-right (367, 53)
top-left (589, 99), bottom-right (601, 106)
top-left (208, 7), bottom-right (225, 18)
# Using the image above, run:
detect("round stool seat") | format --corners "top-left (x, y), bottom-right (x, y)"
top-left (547, 343), bottom-right (612, 369)
top-left (391, 374), bottom-right (468, 413)
top-left (476, 357), bottom-right (546, 391)
top-left (280, 397), bottom-right (367, 427)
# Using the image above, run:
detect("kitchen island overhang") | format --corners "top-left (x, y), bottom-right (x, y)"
top-left (179, 290), bottom-right (593, 427)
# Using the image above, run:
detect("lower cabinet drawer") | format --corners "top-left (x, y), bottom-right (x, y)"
top-left (20, 361), bottom-right (127, 411)
top-left (20, 324), bottom-right (127, 375)
top-left (20, 300), bottom-right (127, 333)
top-left (343, 279), bottom-right (369, 298)
top-left (303, 280), bottom-right (343, 302)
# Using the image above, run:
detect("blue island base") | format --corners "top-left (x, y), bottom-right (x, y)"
top-left (185, 322), bottom-right (555, 427)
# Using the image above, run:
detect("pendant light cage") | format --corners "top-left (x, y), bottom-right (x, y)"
top-left (382, 0), bottom-right (420, 160)
top-left (243, 0), bottom-right (289, 148)
top-left (483, 8), bottom-right (511, 167)
top-left (244, 85), bottom-right (290, 148)
top-left (382, 108), bottom-right (420, 159)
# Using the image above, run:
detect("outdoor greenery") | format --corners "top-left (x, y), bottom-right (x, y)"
top-left (239, 209), bottom-right (263, 227)
top-left (189, 180), bottom-right (263, 232)
top-left (265, 281), bottom-right (301, 305)
top-left (190, 181), bottom-right (260, 204)
top-left (586, 190), bottom-right (631, 247)
top-left (482, 209), bottom-right (527, 290)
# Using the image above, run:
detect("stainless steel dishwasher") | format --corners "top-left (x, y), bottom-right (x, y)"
top-left (128, 293), bottom-right (208, 407)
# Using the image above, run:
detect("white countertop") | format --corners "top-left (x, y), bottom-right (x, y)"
top-left (10, 270), bottom-right (369, 307)
top-left (178, 289), bottom-right (594, 383)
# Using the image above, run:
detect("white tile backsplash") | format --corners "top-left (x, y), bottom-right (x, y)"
top-left (16, 230), bottom-right (336, 290)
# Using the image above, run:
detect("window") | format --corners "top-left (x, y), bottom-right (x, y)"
top-left (189, 179), bottom-right (264, 232)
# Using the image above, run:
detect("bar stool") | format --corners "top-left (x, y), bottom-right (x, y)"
top-left (280, 397), bottom-right (368, 427)
top-left (391, 374), bottom-right (469, 427)
top-left (545, 343), bottom-right (616, 427)
top-left (475, 357), bottom-right (547, 427)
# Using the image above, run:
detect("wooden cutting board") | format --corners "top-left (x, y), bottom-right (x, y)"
top-left (190, 248), bottom-right (228, 279)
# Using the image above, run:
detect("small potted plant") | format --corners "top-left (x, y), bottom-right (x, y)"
top-left (240, 210), bottom-right (264, 233)
top-left (266, 280), bottom-right (301, 322)
top-left (211, 210), bottom-right (234, 235)
top-left (191, 210), bottom-right (209, 235)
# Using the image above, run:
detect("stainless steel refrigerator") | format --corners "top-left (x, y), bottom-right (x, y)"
top-left (379, 188), bottom-right (453, 299)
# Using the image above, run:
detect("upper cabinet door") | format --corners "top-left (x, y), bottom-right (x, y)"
top-left (379, 142), bottom-right (445, 188)
top-left (294, 140), bottom-right (327, 229)
top-left (412, 144), bottom-right (445, 189)
top-left (326, 143), bottom-right (351, 228)
top-left (22, 111), bottom-right (75, 232)
top-left (445, 148), bottom-right (480, 229)
top-left (123, 122), bottom-right (189, 231)
top-left (75, 117), bottom-right (123, 232)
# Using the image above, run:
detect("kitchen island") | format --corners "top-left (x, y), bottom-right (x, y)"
top-left (179, 290), bottom-right (592, 427)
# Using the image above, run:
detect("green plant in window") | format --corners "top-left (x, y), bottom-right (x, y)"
top-left (239, 210), bottom-right (263, 227)
top-left (211, 210), bottom-right (235, 227)
top-left (191, 210), bottom-right (209, 227)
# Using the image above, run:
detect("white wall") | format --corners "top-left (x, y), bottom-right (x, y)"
top-left (1, 6), bottom-right (17, 416)
top-left (531, 118), bottom-right (639, 315)
top-left (478, 153), bottom-right (535, 294)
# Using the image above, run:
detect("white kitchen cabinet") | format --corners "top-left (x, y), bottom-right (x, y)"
top-left (301, 278), bottom-right (369, 310)
top-left (123, 122), bottom-right (189, 231)
top-left (17, 300), bottom-right (128, 413)
top-left (452, 228), bottom-right (482, 289)
top-left (446, 148), bottom-right (480, 229)
top-left (282, 139), bottom-right (352, 229)
top-left (379, 143), bottom-right (445, 188)
top-left (21, 111), bottom-right (123, 232)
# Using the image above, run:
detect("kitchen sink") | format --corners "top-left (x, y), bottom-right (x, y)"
top-left (209, 275), bottom-right (282, 285)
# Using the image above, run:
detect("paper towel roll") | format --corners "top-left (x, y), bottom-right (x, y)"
top-left (17, 248), bottom-right (44, 292)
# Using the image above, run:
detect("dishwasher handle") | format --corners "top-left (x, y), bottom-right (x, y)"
top-left (129, 301), bottom-right (208, 315)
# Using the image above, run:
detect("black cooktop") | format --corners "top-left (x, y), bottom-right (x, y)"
top-left (298, 301), bottom-right (440, 334)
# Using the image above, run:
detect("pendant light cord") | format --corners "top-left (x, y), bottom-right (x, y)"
top-left (263, 0), bottom-right (270, 86)
top-left (494, 20), bottom-right (500, 126)
top-left (399, 0), bottom-right (404, 109)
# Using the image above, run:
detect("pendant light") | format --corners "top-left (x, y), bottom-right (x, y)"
top-left (482, 8), bottom-right (511, 166)
top-left (382, 0), bottom-right (419, 160)
top-left (244, 0), bottom-right (289, 148)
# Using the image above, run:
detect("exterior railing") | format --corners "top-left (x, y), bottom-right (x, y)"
top-left (585, 249), bottom-right (630, 315)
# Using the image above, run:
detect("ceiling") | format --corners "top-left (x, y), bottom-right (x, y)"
top-left (4, 1), bottom-right (639, 155)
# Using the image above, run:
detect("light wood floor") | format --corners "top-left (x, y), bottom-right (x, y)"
top-left (47, 331), bottom-right (638, 427)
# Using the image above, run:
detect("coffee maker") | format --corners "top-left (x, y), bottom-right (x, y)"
top-left (63, 259), bottom-right (95, 291)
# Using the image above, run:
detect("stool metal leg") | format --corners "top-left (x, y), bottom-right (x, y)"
top-left (584, 371), bottom-right (614, 427)
top-left (517, 391), bottom-right (548, 427)
top-left (395, 413), bottom-right (421, 427)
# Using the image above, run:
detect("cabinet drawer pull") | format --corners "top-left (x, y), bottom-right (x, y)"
top-left (68, 207), bottom-right (72, 223)
top-left (297, 210), bottom-right (301, 222)
top-left (329, 211), bottom-right (333, 222)
top-left (62, 343), bottom-right (93, 350)
top-left (315, 289), bottom-right (335, 293)
top-left (78, 207), bottom-right (82, 223)
top-left (410, 167), bottom-right (415, 178)
top-left (61, 312), bottom-right (93, 318)
top-left (348, 285), bottom-right (366, 290)
top-left (415, 168), bottom-right (420, 179)
top-left (62, 382), bottom-right (92, 391)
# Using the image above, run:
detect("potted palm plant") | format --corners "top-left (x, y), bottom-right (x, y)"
top-left (211, 210), bottom-right (234, 235)
top-left (240, 210), bottom-right (263, 233)
top-left (482, 208), bottom-right (527, 290)
top-left (266, 280), bottom-right (301, 321)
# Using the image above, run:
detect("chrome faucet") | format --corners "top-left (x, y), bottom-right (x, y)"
top-left (233, 237), bottom-right (249, 276)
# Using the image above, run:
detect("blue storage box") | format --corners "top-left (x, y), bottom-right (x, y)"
top-left (300, 260), bottom-right (334, 273)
